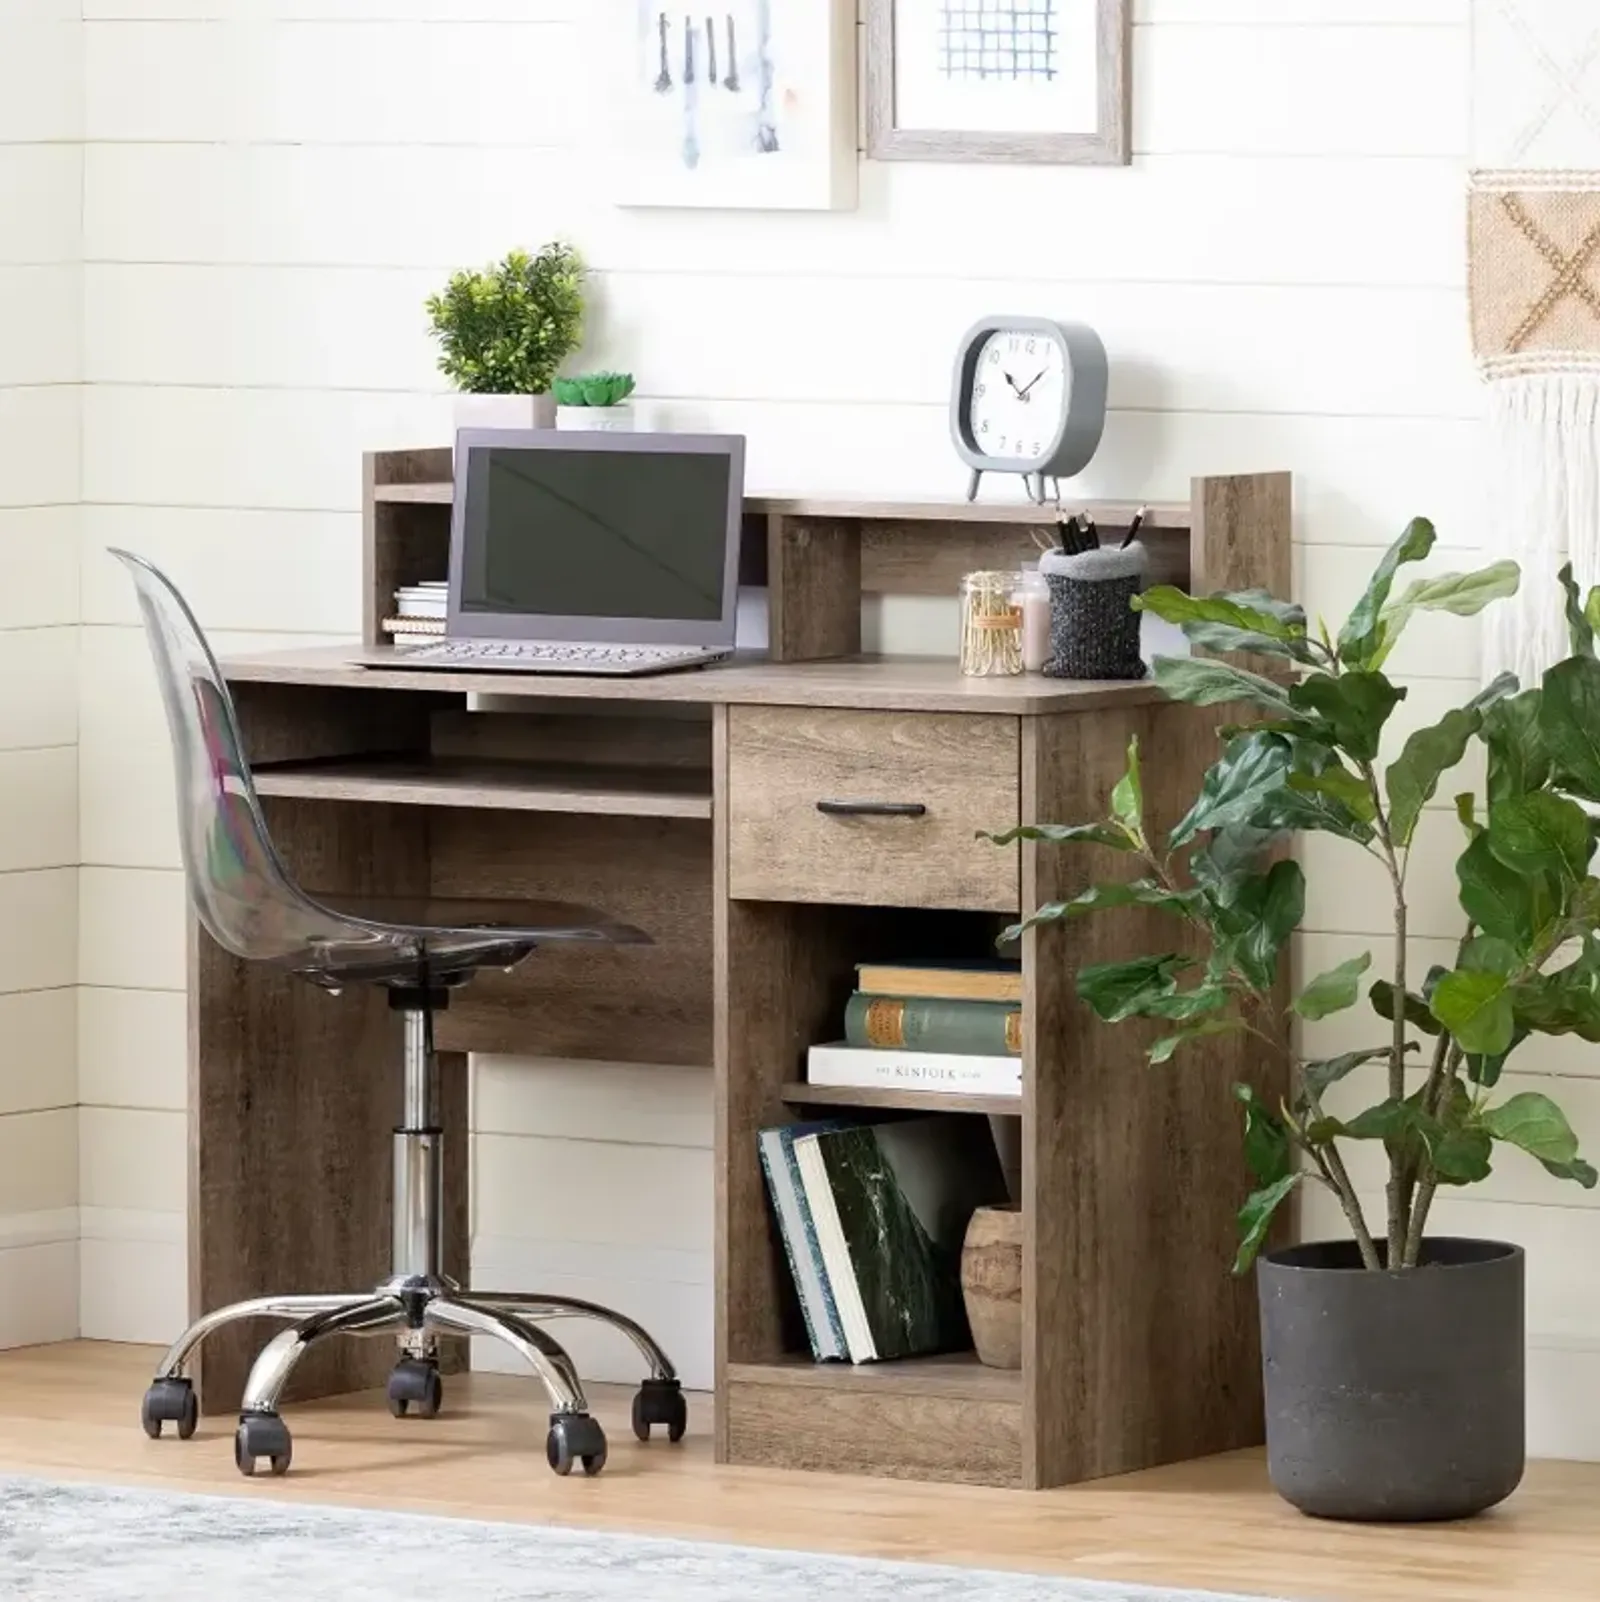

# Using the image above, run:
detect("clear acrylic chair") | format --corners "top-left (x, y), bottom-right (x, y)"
top-left (113, 549), bottom-right (687, 1480)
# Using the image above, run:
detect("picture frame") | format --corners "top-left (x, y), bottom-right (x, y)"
top-left (865, 0), bottom-right (1130, 167)
top-left (608, 1), bottom-right (858, 211)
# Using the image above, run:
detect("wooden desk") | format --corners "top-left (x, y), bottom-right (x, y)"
top-left (187, 456), bottom-right (1292, 1491)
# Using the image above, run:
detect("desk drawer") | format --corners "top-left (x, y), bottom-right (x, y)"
top-left (726, 707), bottom-right (1019, 911)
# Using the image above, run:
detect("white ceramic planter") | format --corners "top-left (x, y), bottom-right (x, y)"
top-left (555, 404), bottom-right (635, 433)
top-left (452, 392), bottom-right (555, 433)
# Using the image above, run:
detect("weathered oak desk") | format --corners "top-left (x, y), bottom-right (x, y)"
top-left (191, 450), bottom-right (1291, 1489)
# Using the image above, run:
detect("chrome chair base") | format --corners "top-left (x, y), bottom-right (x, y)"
top-left (139, 1001), bottom-right (686, 1479)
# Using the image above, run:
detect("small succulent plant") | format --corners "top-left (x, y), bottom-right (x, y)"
top-left (553, 372), bottom-right (637, 408)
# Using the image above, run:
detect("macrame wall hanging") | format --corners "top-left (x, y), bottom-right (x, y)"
top-left (1469, 2), bottom-right (1600, 684)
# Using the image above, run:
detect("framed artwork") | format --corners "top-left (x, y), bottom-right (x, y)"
top-left (865, 0), bottom-right (1130, 166)
top-left (609, 2), bottom-right (858, 211)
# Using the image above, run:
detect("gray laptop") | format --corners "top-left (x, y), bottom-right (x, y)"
top-left (394, 429), bottom-right (746, 676)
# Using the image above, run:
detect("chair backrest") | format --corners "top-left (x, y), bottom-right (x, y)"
top-left (111, 549), bottom-right (357, 964)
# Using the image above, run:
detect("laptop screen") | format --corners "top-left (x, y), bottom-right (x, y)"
top-left (458, 443), bottom-right (735, 625)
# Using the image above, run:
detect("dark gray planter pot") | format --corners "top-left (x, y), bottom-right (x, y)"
top-left (1258, 1238), bottom-right (1524, 1522)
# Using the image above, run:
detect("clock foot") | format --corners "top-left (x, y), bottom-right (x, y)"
top-left (1027, 472), bottom-right (1048, 505)
top-left (966, 468), bottom-right (983, 502)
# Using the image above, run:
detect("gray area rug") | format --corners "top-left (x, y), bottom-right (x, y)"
top-left (0, 1474), bottom-right (1290, 1602)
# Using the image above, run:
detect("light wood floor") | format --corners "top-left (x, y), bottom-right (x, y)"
top-left (0, 1343), bottom-right (1594, 1602)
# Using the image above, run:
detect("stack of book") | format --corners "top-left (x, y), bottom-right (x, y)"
top-left (384, 580), bottom-right (447, 645)
top-left (759, 1115), bottom-right (1007, 1363)
top-left (805, 960), bottom-right (1023, 1100)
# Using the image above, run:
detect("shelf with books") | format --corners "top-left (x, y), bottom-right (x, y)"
top-left (780, 1081), bottom-right (1018, 1118)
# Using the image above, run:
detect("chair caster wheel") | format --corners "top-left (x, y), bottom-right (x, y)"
top-left (547, 1412), bottom-right (607, 1477)
top-left (235, 1412), bottom-right (292, 1478)
top-left (387, 1357), bottom-right (442, 1419)
top-left (140, 1376), bottom-right (198, 1441)
top-left (631, 1377), bottom-right (687, 1443)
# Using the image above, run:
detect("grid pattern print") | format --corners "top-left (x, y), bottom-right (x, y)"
top-left (939, 0), bottom-right (1058, 82)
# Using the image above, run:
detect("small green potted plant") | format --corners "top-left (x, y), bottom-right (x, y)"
top-left (993, 524), bottom-right (1600, 1522)
top-left (553, 371), bottom-right (638, 433)
top-left (425, 242), bottom-right (585, 431)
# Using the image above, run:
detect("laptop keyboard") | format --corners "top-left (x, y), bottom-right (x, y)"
top-left (400, 639), bottom-right (714, 669)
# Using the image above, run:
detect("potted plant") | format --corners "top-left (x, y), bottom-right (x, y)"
top-left (553, 371), bottom-right (637, 432)
top-left (425, 243), bottom-right (585, 432)
top-left (991, 521), bottom-right (1599, 1522)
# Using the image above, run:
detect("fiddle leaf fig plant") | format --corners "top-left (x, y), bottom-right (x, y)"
top-left (989, 520), bottom-right (1597, 1273)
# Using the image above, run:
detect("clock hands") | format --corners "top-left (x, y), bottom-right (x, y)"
top-left (1002, 370), bottom-right (1023, 397)
top-left (1017, 368), bottom-right (1049, 399)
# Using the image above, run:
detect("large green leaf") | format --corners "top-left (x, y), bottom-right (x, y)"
top-left (1541, 1156), bottom-right (1600, 1188)
top-left (1234, 1173), bottom-right (1301, 1274)
top-left (1460, 933), bottom-right (1520, 975)
top-left (1371, 562), bottom-right (1521, 670)
top-left (1110, 737), bottom-right (1143, 838)
top-left (1487, 792), bottom-right (1594, 883)
top-left (1136, 981), bottom-right (1233, 1024)
top-left (1292, 953), bottom-right (1373, 1020)
top-left (1169, 732), bottom-right (1293, 848)
top-left (1286, 766), bottom-right (1378, 823)
top-left (1301, 1044), bottom-right (1408, 1102)
top-left (1151, 656), bottom-right (1298, 715)
top-left (1289, 671), bottom-right (1406, 763)
top-left (1458, 830), bottom-right (1552, 946)
top-left (1482, 1092), bottom-right (1582, 1165)
top-left (983, 821), bottom-right (1135, 850)
top-left (1482, 688), bottom-right (1551, 806)
top-left (1006, 879), bottom-right (1201, 942)
top-left (1429, 968), bottom-right (1516, 1056)
top-left (1560, 563), bottom-right (1595, 657)
top-left (1256, 782), bottom-right (1377, 845)
top-left (1539, 656), bottom-right (1600, 800)
top-left (1385, 707), bottom-right (1481, 849)
top-left (1508, 969), bottom-right (1600, 1043)
top-left (1431, 1127), bottom-right (1494, 1185)
top-left (1338, 517), bottom-right (1437, 669)
top-left (1369, 979), bottom-right (1443, 1036)
top-left (1148, 1017), bottom-right (1246, 1064)
top-left (1134, 587), bottom-right (1310, 660)
top-left (1190, 823), bottom-right (1284, 892)
top-left (1076, 955), bottom-right (1193, 1023)
top-left (1215, 859), bottom-right (1305, 992)
top-left (1466, 1026), bottom-right (1529, 1089)
top-left (1235, 1083), bottom-right (1293, 1185)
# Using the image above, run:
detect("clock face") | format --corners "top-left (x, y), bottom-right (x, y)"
top-left (968, 329), bottom-right (1068, 463)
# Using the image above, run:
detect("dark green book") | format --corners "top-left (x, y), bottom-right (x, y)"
top-left (793, 1117), bottom-right (1007, 1363)
top-left (845, 993), bottom-right (1021, 1056)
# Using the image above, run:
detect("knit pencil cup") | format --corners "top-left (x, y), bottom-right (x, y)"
top-left (1039, 544), bottom-right (1149, 680)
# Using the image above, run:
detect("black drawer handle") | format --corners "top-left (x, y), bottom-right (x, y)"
top-left (815, 800), bottom-right (928, 818)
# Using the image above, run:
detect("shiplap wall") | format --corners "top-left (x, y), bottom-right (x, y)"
top-left (64, 0), bottom-right (1600, 1450)
top-left (0, 1), bottom-right (81, 1352)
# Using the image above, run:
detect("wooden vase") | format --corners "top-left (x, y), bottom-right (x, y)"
top-left (961, 1203), bottom-right (1023, 1369)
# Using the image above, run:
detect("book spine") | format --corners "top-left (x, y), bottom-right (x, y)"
top-left (774, 1127), bottom-right (848, 1359)
top-left (806, 1044), bottom-right (1022, 1098)
top-left (845, 994), bottom-right (1021, 1056)
top-left (758, 1133), bottom-right (827, 1362)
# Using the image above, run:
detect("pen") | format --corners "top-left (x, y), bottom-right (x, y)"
top-left (1120, 505), bottom-right (1148, 551)
top-left (1082, 514), bottom-right (1099, 550)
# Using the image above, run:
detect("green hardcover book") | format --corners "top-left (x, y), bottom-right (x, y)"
top-left (806, 1116), bottom-right (1008, 1363)
top-left (845, 993), bottom-right (1022, 1056)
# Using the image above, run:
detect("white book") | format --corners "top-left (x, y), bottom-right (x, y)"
top-left (805, 1043), bottom-right (1021, 1099)
top-left (793, 1133), bottom-right (876, 1363)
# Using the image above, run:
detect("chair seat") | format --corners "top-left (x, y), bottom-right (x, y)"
top-left (281, 890), bottom-right (648, 989)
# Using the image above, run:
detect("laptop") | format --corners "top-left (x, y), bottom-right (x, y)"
top-left (390, 429), bottom-right (746, 676)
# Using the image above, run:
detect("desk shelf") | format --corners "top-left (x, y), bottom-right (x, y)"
top-left (252, 755), bottom-right (712, 819)
top-left (779, 1080), bottom-right (1019, 1117)
top-left (727, 1352), bottom-right (1018, 1401)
